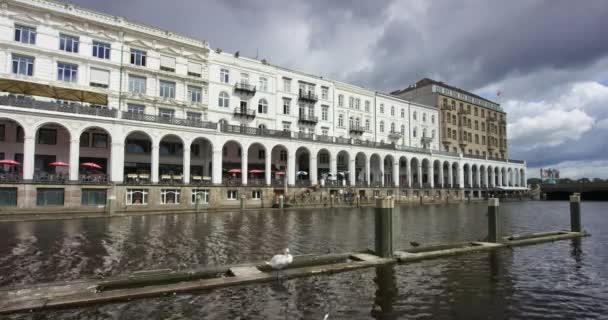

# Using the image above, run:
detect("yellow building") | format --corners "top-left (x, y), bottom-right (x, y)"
top-left (392, 78), bottom-right (507, 160)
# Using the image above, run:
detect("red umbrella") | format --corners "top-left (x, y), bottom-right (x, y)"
top-left (228, 169), bottom-right (241, 174)
top-left (0, 160), bottom-right (20, 166)
top-left (275, 171), bottom-right (286, 176)
top-left (249, 169), bottom-right (264, 174)
top-left (49, 161), bottom-right (69, 167)
top-left (81, 162), bottom-right (102, 169)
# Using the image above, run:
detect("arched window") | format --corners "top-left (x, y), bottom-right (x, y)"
top-left (258, 124), bottom-right (266, 130)
top-left (365, 119), bottom-right (370, 130)
top-left (338, 114), bottom-right (344, 127)
top-left (413, 111), bottom-right (417, 120)
top-left (218, 91), bottom-right (229, 108)
top-left (391, 106), bottom-right (395, 116)
top-left (349, 116), bottom-right (354, 128)
top-left (390, 122), bottom-right (395, 132)
top-left (431, 115), bottom-right (435, 123)
top-left (413, 127), bottom-right (417, 137)
top-left (355, 117), bottom-right (360, 127)
top-left (423, 113), bottom-right (427, 122)
top-left (379, 121), bottom-right (384, 133)
top-left (401, 109), bottom-right (405, 118)
top-left (379, 104), bottom-right (384, 114)
top-left (280, 150), bottom-right (287, 161)
top-left (219, 119), bottom-right (228, 126)
top-left (258, 99), bottom-right (268, 114)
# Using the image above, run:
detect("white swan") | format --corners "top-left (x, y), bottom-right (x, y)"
top-left (267, 248), bottom-right (293, 278)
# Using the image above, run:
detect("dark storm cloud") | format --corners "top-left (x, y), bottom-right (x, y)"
top-left (65, 0), bottom-right (608, 177)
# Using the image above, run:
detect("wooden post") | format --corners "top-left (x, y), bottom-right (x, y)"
top-left (330, 195), bottom-right (335, 208)
top-left (279, 195), bottom-right (284, 209)
top-left (487, 198), bottom-right (501, 243)
top-left (356, 195), bottom-right (360, 207)
top-left (375, 197), bottom-right (394, 258)
top-left (195, 193), bottom-right (202, 213)
top-left (570, 194), bottom-right (581, 232)
top-left (240, 195), bottom-right (245, 210)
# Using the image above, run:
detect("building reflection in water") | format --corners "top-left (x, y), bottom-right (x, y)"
top-left (372, 264), bottom-right (398, 319)
top-left (570, 238), bottom-right (583, 267)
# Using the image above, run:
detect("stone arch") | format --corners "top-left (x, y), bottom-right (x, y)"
top-left (442, 160), bottom-right (451, 188)
top-left (316, 148), bottom-right (331, 181)
top-left (355, 152), bottom-right (367, 185)
top-left (336, 150), bottom-right (350, 183)
top-left (398, 156), bottom-right (409, 187)
top-left (32, 122), bottom-right (72, 182)
top-left (246, 142), bottom-right (266, 185)
top-left (295, 146), bottom-right (311, 186)
top-left (383, 154), bottom-right (394, 186)
top-left (452, 161), bottom-right (460, 187)
top-left (77, 125), bottom-right (112, 179)
top-left (410, 157), bottom-right (421, 187)
top-left (433, 159), bottom-right (442, 187)
top-left (421, 158), bottom-right (431, 186)
top-left (271, 144), bottom-right (289, 183)
top-left (222, 140), bottom-right (244, 185)
top-left (370, 153), bottom-right (382, 186)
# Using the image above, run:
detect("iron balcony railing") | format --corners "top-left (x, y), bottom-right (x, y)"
top-left (316, 135), bottom-right (334, 143)
top-left (388, 131), bottom-right (402, 139)
top-left (508, 159), bottom-right (525, 164)
top-left (122, 112), bottom-right (217, 130)
top-left (463, 154), bottom-right (486, 160)
top-left (0, 95), bottom-right (117, 118)
top-left (298, 91), bottom-right (318, 103)
top-left (296, 132), bottom-right (314, 140)
top-left (234, 107), bottom-right (256, 118)
top-left (349, 125), bottom-right (366, 135)
top-left (234, 82), bottom-right (256, 94)
top-left (220, 124), bottom-right (292, 139)
top-left (298, 114), bottom-right (318, 124)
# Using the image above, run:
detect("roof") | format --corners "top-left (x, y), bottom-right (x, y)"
top-left (391, 78), bottom-right (499, 106)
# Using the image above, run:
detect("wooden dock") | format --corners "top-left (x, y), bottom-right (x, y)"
top-left (0, 230), bottom-right (587, 315)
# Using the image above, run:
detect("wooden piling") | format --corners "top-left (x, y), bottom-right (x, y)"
top-left (330, 195), bottom-right (335, 208)
top-left (375, 197), bottom-right (394, 258)
top-left (570, 194), bottom-right (581, 232)
top-left (279, 195), bottom-right (284, 209)
top-left (487, 198), bottom-right (501, 243)
top-left (240, 195), bottom-right (245, 210)
top-left (195, 193), bottom-right (202, 213)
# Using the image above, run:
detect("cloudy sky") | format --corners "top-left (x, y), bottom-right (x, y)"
top-left (69, 0), bottom-right (608, 178)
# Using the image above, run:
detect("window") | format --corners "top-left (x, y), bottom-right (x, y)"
top-left (349, 97), bottom-right (354, 109)
top-left (92, 133), bottom-right (108, 148)
top-left (365, 119), bottom-right (370, 131)
top-left (432, 130), bottom-right (436, 138)
top-left (431, 115), bottom-right (435, 124)
top-left (251, 190), bottom-right (262, 199)
top-left (391, 106), bottom-right (395, 116)
top-left (188, 86), bottom-right (202, 103)
top-left (282, 98), bottom-right (290, 114)
top-left (380, 104), bottom-right (384, 114)
top-left (474, 107), bottom-right (478, 116)
top-left (475, 134), bottom-right (479, 144)
top-left (187, 112), bottom-right (202, 123)
top-left (126, 189), bottom-right (148, 205)
top-left (14, 24), bottom-right (36, 44)
top-left (218, 68), bottom-right (230, 83)
top-left (188, 61), bottom-right (202, 77)
top-left (192, 189), bottom-right (210, 204)
top-left (12, 54), bottom-right (34, 76)
top-left (159, 108), bottom-right (175, 119)
top-left (413, 127), bottom-right (417, 137)
top-left (259, 77), bottom-right (268, 91)
top-left (227, 190), bottom-right (238, 200)
top-left (321, 87), bottom-right (328, 100)
top-left (37, 188), bottom-right (64, 206)
top-left (482, 136), bottom-right (486, 144)
top-left (130, 49), bottom-right (147, 66)
top-left (413, 111), bottom-right (417, 120)
top-left (57, 62), bottom-right (78, 82)
top-left (258, 99), bottom-right (268, 114)
top-left (355, 98), bottom-right (361, 110)
top-left (0, 124), bottom-right (4, 141)
top-left (401, 109), bottom-right (405, 118)
top-left (322, 128), bottom-right (329, 136)
top-left (475, 120), bottom-right (479, 130)
top-left (92, 41), bottom-right (110, 59)
top-left (338, 114), bottom-right (344, 127)
top-left (0, 188), bottom-right (17, 207)
top-left (423, 113), bottom-right (427, 122)
top-left (280, 150), bottom-right (287, 161)
top-left (379, 121), bottom-right (384, 133)
top-left (365, 100), bottom-right (370, 112)
top-left (128, 75), bottom-right (146, 93)
top-left (349, 117), bottom-right (354, 128)
top-left (338, 94), bottom-right (344, 107)
top-left (240, 73), bottom-right (249, 84)
top-left (128, 104), bottom-right (145, 114)
top-left (37, 128), bottom-right (56, 145)
top-left (319, 153), bottom-right (329, 164)
top-left (283, 78), bottom-right (291, 92)
top-left (219, 92), bottom-right (230, 108)
top-left (81, 189), bottom-right (106, 206)
top-left (161, 189), bottom-right (180, 204)
top-left (159, 80), bottom-right (176, 99)
top-left (282, 122), bottom-right (291, 131)
top-left (89, 68), bottom-right (110, 88)
top-left (258, 149), bottom-right (266, 159)
top-left (321, 106), bottom-right (329, 121)
top-left (59, 34), bottom-right (79, 53)
top-left (160, 55), bottom-right (176, 72)
top-left (390, 122), bottom-right (395, 132)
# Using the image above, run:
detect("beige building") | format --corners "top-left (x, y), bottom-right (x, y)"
top-left (392, 78), bottom-right (507, 160)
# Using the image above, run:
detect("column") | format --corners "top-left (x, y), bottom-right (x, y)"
top-left (365, 157), bottom-right (371, 185)
top-left (183, 146), bottom-right (191, 184)
top-left (310, 155), bottom-right (318, 185)
top-left (467, 167), bottom-right (473, 188)
top-left (288, 150), bottom-right (296, 185)
top-left (406, 162), bottom-right (411, 188)
top-left (392, 160), bottom-right (399, 188)
top-left (497, 169), bottom-right (502, 187)
top-left (458, 164), bottom-right (464, 189)
top-left (23, 135), bottom-right (36, 181)
top-left (212, 148), bottom-right (222, 184)
top-left (475, 168), bottom-right (480, 188)
top-left (241, 150), bottom-right (248, 185)
top-left (68, 139), bottom-right (80, 181)
top-left (379, 165), bottom-right (384, 187)
top-left (330, 154), bottom-right (337, 181)
top-left (522, 169), bottom-right (527, 188)
top-left (447, 164), bottom-right (453, 188)
top-left (417, 164), bottom-right (422, 188)
top-left (490, 169), bottom-right (495, 187)
top-left (151, 144), bottom-right (159, 183)
top-left (110, 142), bottom-right (125, 183)
top-left (349, 158), bottom-right (356, 186)
top-left (438, 163), bottom-right (444, 188)
top-left (428, 164), bottom-right (434, 188)
top-left (483, 168), bottom-right (489, 188)
top-left (265, 152), bottom-right (272, 185)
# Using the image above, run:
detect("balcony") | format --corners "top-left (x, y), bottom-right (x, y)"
top-left (220, 124), bottom-right (291, 139)
top-left (458, 108), bottom-right (471, 115)
top-left (298, 91), bottom-right (318, 103)
top-left (349, 125), bottom-right (366, 135)
top-left (488, 115), bottom-right (498, 122)
top-left (234, 82), bottom-right (256, 95)
top-left (296, 132), bottom-right (314, 140)
top-left (0, 95), bottom-right (117, 118)
top-left (122, 112), bottom-right (217, 129)
top-left (234, 107), bottom-right (256, 119)
top-left (388, 131), bottom-right (402, 139)
top-left (441, 104), bottom-right (455, 111)
top-left (298, 114), bottom-right (318, 125)
top-left (458, 139), bottom-right (468, 147)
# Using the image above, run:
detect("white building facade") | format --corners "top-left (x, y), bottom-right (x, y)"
top-left (0, 0), bottom-right (527, 210)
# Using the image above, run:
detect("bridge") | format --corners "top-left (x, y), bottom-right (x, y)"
top-left (541, 182), bottom-right (608, 200)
